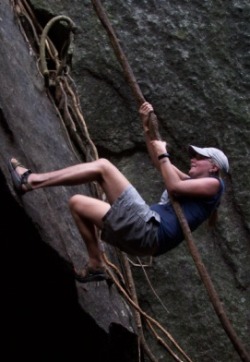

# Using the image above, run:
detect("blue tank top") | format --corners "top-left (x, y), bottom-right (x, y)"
top-left (150, 177), bottom-right (225, 256)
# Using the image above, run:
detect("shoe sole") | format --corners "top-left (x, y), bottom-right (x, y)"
top-left (75, 272), bottom-right (107, 283)
top-left (8, 159), bottom-right (23, 194)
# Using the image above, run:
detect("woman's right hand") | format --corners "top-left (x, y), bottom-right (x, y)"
top-left (139, 102), bottom-right (154, 131)
top-left (139, 102), bottom-right (153, 116)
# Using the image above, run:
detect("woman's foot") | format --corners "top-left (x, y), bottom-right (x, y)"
top-left (74, 263), bottom-right (108, 283)
top-left (8, 158), bottom-right (32, 194)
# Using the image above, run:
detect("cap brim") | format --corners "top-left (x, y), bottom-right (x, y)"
top-left (188, 145), bottom-right (196, 157)
top-left (188, 145), bottom-right (210, 158)
top-left (188, 145), bottom-right (202, 156)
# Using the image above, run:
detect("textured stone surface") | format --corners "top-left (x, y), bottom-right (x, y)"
top-left (3, 0), bottom-right (250, 361)
top-left (0, 2), bottom-right (136, 361)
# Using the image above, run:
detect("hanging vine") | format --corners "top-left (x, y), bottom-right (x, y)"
top-left (11, 1), bottom-right (195, 361)
top-left (89, 1), bottom-right (250, 362)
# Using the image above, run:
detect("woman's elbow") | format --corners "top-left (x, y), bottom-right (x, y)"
top-left (166, 184), bottom-right (178, 194)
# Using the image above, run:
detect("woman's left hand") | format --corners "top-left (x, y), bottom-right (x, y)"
top-left (151, 140), bottom-right (167, 156)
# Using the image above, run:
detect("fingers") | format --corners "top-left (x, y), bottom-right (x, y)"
top-left (139, 101), bottom-right (153, 115)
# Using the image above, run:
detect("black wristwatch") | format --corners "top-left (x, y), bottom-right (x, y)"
top-left (158, 152), bottom-right (170, 160)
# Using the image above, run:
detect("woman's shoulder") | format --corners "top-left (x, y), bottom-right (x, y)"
top-left (211, 176), bottom-right (225, 191)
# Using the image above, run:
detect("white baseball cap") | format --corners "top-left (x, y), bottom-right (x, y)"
top-left (188, 145), bottom-right (229, 173)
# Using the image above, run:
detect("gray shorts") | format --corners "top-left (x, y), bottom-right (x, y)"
top-left (101, 185), bottom-right (160, 256)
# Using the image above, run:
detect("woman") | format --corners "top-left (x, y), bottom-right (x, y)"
top-left (8, 102), bottom-right (229, 283)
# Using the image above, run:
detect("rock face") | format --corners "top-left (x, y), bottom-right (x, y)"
top-left (1, 2), bottom-right (136, 362)
top-left (1, 1), bottom-right (249, 361)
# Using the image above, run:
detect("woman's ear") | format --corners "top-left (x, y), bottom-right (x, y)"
top-left (209, 163), bottom-right (219, 174)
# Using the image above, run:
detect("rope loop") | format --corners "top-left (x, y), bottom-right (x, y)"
top-left (39, 15), bottom-right (77, 87)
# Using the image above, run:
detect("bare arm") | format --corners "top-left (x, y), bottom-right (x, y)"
top-left (139, 102), bottom-right (220, 197)
top-left (139, 102), bottom-right (157, 164)
top-left (151, 139), bottom-right (220, 197)
top-left (139, 102), bottom-right (189, 180)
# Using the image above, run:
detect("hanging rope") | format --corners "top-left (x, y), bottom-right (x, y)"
top-left (90, 1), bottom-right (250, 362)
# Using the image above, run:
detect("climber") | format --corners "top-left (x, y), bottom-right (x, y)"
top-left (8, 102), bottom-right (229, 283)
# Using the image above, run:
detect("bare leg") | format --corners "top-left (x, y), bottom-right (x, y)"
top-left (11, 158), bottom-right (130, 204)
top-left (69, 194), bottom-right (110, 269)
top-left (10, 158), bottom-right (131, 280)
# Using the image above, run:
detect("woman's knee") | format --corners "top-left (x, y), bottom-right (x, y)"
top-left (96, 158), bottom-right (114, 172)
top-left (69, 194), bottom-right (83, 214)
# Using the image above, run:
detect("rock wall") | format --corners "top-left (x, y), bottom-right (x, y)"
top-left (4, 0), bottom-right (250, 361)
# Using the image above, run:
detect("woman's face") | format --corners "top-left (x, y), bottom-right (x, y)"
top-left (188, 154), bottom-right (215, 178)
